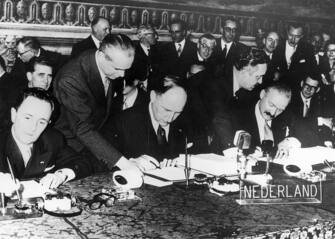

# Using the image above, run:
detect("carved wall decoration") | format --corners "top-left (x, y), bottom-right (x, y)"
top-left (0, 0), bottom-right (333, 55)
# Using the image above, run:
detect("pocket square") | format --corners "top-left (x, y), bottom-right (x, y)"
top-left (44, 165), bottom-right (55, 172)
top-left (299, 59), bottom-right (306, 63)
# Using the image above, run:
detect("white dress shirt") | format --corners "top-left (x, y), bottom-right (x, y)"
top-left (220, 39), bottom-right (233, 56)
top-left (95, 51), bottom-right (110, 96)
top-left (11, 127), bottom-right (32, 167)
top-left (91, 34), bottom-right (101, 49)
top-left (300, 93), bottom-right (311, 117)
top-left (175, 39), bottom-right (186, 55)
top-left (255, 101), bottom-right (273, 143)
top-left (123, 88), bottom-right (138, 110)
top-left (285, 41), bottom-right (296, 68)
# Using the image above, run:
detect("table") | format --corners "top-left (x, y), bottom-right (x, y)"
top-left (0, 171), bottom-right (335, 239)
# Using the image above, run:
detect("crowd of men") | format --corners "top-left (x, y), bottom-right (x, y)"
top-left (0, 16), bottom-right (335, 194)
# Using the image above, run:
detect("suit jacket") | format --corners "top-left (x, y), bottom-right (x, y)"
top-left (320, 84), bottom-right (335, 118)
top-left (0, 128), bottom-right (91, 180)
top-left (103, 104), bottom-right (189, 161)
top-left (53, 49), bottom-right (123, 171)
top-left (318, 55), bottom-right (333, 83)
top-left (159, 39), bottom-right (197, 79)
top-left (213, 39), bottom-right (249, 77)
top-left (71, 36), bottom-right (97, 59)
top-left (287, 92), bottom-right (322, 120)
top-left (272, 40), bottom-right (317, 92)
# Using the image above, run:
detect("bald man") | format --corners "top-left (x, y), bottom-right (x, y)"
top-left (71, 16), bottom-right (110, 58)
top-left (103, 76), bottom-right (192, 161)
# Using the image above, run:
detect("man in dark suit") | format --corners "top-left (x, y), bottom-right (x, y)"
top-left (104, 77), bottom-right (191, 161)
top-left (318, 41), bottom-right (335, 84)
top-left (272, 23), bottom-right (317, 93)
top-left (127, 24), bottom-right (160, 91)
top-left (213, 18), bottom-right (248, 76)
top-left (0, 88), bottom-right (91, 189)
top-left (11, 37), bottom-right (67, 90)
top-left (262, 31), bottom-right (280, 86)
top-left (288, 75), bottom-right (322, 120)
top-left (71, 17), bottom-right (110, 59)
top-left (211, 48), bottom-right (269, 151)
top-left (54, 34), bottom-right (152, 173)
top-left (159, 19), bottom-right (197, 79)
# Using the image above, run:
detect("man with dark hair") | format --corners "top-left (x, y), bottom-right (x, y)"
top-left (262, 31), bottom-right (280, 86)
top-left (26, 57), bottom-right (53, 90)
top-left (159, 19), bottom-right (197, 79)
top-left (103, 76), bottom-right (192, 161)
top-left (272, 23), bottom-right (317, 92)
top-left (210, 48), bottom-right (269, 151)
top-left (54, 34), bottom-right (153, 173)
top-left (11, 36), bottom-right (66, 89)
top-left (213, 18), bottom-right (248, 76)
top-left (71, 17), bottom-right (110, 58)
top-left (0, 88), bottom-right (91, 189)
top-left (288, 75), bottom-right (321, 120)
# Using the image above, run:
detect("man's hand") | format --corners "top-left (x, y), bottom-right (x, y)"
top-left (275, 137), bottom-right (301, 159)
top-left (318, 117), bottom-right (333, 130)
top-left (0, 173), bottom-right (20, 197)
top-left (129, 155), bottom-right (160, 172)
top-left (40, 171), bottom-right (68, 189)
top-left (160, 158), bottom-right (178, 168)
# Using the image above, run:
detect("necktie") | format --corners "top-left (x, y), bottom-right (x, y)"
top-left (157, 125), bottom-right (168, 145)
top-left (222, 44), bottom-right (227, 58)
top-left (264, 121), bottom-right (274, 142)
top-left (177, 43), bottom-right (182, 57)
top-left (303, 100), bottom-right (309, 118)
top-left (103, 77), bottom-right (110, 96)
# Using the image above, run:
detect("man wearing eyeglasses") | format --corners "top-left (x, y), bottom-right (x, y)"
top-left (213, 18), bottom-right (248, 76)
top-left (54, 34), bottom-right (155, 174)
top-left (272, 23), bottom-right (317, 93)
top-left (318, 41), bottom-right (335, 84)
top-left (159, 19), bottom-right (197, 79)
top-left (11, 37), bottom-right (66, 92)
top-left (288, 75), bottom-right (321, 120)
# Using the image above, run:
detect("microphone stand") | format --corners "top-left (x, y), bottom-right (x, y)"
top-left (185, 136), bottom-right (190, 189)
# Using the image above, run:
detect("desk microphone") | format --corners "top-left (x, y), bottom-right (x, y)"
top-left (233, 131), bottom-right (251, 179)
top-left (261, 140), bottom-right (273, 175)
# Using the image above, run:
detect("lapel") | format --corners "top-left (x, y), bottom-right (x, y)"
top-left (5, 133), bottom-right (25, 178)
top-left (24, 137), bottom-right (53, 178)
top-left (85, 51), bottom-right (106, 107)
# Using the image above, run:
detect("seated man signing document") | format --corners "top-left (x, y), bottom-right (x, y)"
top-left (0, 88), bottom-right (91, 189)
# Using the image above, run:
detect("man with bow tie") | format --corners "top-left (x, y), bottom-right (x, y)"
top-left (0, 88), bottom-right (91, 189)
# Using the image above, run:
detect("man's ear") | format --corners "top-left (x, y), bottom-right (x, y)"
top-left (316, 86), bottom-right (320, 93)
top-left (150, 90), bottom-right (156, 102)
top-left (260, 89), bottom-right (265, 99)
top-left (11, 107), bottom-right (16, 124)
top-left (300, 80), bottom-right (304, 88)
top-left (26, 72), bottom-right (32, 82)
top-left (262, 38), bottom-right (266, 45)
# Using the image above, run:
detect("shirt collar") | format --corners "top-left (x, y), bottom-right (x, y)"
top-left (140, 43), bottom-right (150, 56)
top-left (233, 70), bottom-right (240, 96)
top-left (91, 34), bottom-right (101, 49)
top-left (221, 39), bottom-right (233, 50)
top-left (255, 101), bottom-right (272, 142)
top-left (175, 39), bottom-right (186, 50)
top-left (11, 126), bottom-right (33, 153)
top-left (300, 92), bottom-right (311, 104)
top-left (95, 51), bottom-right (107, 83)
top-left (123, 88), bottom-right (138, 109)
top-left (197, 52), bottom-right (205, 62)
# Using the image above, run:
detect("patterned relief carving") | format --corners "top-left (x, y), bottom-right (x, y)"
top-left (0, 0), bottom-right (332, 38)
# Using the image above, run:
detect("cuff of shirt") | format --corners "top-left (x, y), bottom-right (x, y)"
top-left (55, 168), bottom-right (76, 183)
top-left (115, 156), bottom-right (135, 170)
